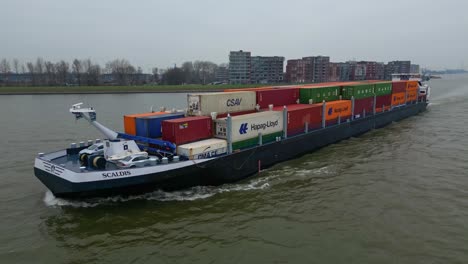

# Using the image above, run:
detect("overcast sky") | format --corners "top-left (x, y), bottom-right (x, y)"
top-left (1, 0), bottom-right (467, 71)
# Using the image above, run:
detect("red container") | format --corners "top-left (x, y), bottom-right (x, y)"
top-left (162, 116), bottom-right (212, 145)
top-left (375, 94), bottom-right (392, 112)
top-left (392, 81), bottom-right (407, 94)
top-left (257, 88), bottom-right (300, 109)
top-left (272, 104), bottom-right (322, 135)
top-left (353, 97), bottom-right (374, 118)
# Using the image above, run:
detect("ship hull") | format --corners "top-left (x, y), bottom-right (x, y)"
top-left (34, 102), bottom-right (428, 199)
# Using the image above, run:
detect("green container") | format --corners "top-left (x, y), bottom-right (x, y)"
top-left (232, 131), bottom-right (283, 150)
top-left (341, 84), bottom-right (374, 99)
top-left (373, 82), bottom-right (392, 96)
top-left (299, 86), bottom-right (341, 104)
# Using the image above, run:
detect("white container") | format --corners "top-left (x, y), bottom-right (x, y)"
top-left (215, 111), bottom-right (283, 142)
top-left (177, 138), bottom-right (227, 160)
top-left (187, 91), bottom-right (256, 116)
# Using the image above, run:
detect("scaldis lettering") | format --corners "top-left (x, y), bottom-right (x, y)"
top-left (102, 171), bottom-right (131, 178)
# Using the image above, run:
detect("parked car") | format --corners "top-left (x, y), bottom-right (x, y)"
top-left (79, 143), bottom-right (104, 163)
top-left (114, 154), bottom-right (157, 168)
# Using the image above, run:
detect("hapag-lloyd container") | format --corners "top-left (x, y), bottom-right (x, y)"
top-left (391, 92), bottom-right (406, 106)
top-left (353, 97), bottom-right (374, 118)
top-left (317, 100), bottom-right (352, 121)
top-left (375, 94), bottom-right (392, 112)
top-left (177, 138), bottom-right (227, 160)
top-left (216, 109), bottom-right (257, 119)
top-left (187, 91), bottom-right (256, 116)
top-left (124, 111), bottom-right (168, 135)
top-left (270, 104), bottom-right (322, 135)
top-left (407, 89), bottom-right (418, 102)
top-left (392, 81), bottom-right (407, 94)
top-left (162, 116), bottom-right (212, 145)
top-left (135, 113), bottom-right (185, 138)
top-left (406, 81), bottom-right (419, 92)
top-left (214, 111), bottom-right (283, 142)
top-left (256, 88), bottom-right (300, 109)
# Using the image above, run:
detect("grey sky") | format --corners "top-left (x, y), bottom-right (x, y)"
top-left (1, 0), bottom-right (467, 71)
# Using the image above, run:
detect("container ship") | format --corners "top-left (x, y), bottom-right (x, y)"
top-left (34, 78), bottom-right (430, 198)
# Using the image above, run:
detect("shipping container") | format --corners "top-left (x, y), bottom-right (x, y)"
top-left (392, 81), bottom-right (407, 94)
top-left (316, 100), bottom-right (352, 121)
top-left (406, 89), bottom-right (418, 102)
top-left (124, 112), bottom-right (168, 135)
top-left (341, 83), bottom-right (374, 99)
top-left (375, 94), bottom-right (392, 113)
top-left (135, 113), bottom-right (185, 138)
top-left (177, 138), bottom-right (227, 160)
top-left (216, 109), bottom-right (257, 119)
top-left (406, 81), bottom-right (419, 92)
top-left (391, 92), bottom-right (406, 106)
top-left (187, 91), bottom-right (256, 116)
top-left (232, 131), bottom-right (283, 150)
top-left (224, 86), bottom-right (274, 92)
top-left (353, 97), bottom-right (374, 118)
top-left (257, 88), bottom-right (300, 109)
top-left (270, 104), bottom-right (322, 135)
top-left (214, 111), bottom-right (283, 142)
top-left (374, 82), bottom-right (393, 96)
top-left (162, 116), bottom-right (212, 145)
top-left (299, 85), bottom-right (341, 104)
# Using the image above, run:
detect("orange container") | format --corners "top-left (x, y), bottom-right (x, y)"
top-left (124, 112), bottom-right (168, 135)
top-left (317, 100), bottom-right (352, 120)
top-left (391, 92), bottom-right (406, 106)
top-left (406, 81), bottom-right (418, 92)
top-left (407, 89), bottom-right (418, 102)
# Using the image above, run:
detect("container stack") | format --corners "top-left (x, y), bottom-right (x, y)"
top-left (298, 85), bottom-right (341, 104)
top-left (341, 83), bottom-right (375, 119)
top-left (135, 113), bottom-right (185, 138)
top-left (187, 91), bottom-right (256, 116)
top-left (391, 81), bottom-right (408, 107)
top-left (374, 82), bottom-right (393, 113)
top-left (123, 111), bottom-right (169, 135)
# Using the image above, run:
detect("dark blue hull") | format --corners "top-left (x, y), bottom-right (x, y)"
top-left (34, 102), bottom-right (428, 199)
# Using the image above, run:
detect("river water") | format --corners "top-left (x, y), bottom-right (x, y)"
top-left (0, 75), bottom-right (467, 263)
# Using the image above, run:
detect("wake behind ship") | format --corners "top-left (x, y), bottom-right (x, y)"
top-left (34, 78), bottom-right (430, 198)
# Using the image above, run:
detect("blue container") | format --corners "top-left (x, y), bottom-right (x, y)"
top-left (135, 113), bottom-right (185, 138)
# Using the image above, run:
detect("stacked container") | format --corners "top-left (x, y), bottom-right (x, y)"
top-left (187, 91), bottom-right (256, 116)
top-left (214, 111), bottom-right (283, 150)
top-left (391, 81), bottom-right (407, 107)
top-left (406, 81), bottom-right (419, 103)
top-left (162, 116), bottom-right (212, 145)
top-left (270, 104), bottom-right (322, 135)
top-left (341, 83), bottom-right (375, 118)
top-left (299, 85), bottom-right (341, 104)
top-left (317, 100), bottom-right (352, 126)
top-left (374, 82), bottom-right (393, 112)
top-left (135, 113), bottom-right (185, 138)
top-left (177, 138), bottom-right (227, 160)
top-left (124, 112), bottom-right (168, 135)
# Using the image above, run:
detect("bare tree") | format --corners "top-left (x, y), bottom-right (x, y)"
top-left (0, 59), bottom-right (11, 73)
top-left (152, 67), bottom-right (159, 83)
top-left (105, 59), bottom-right (135, 85)
top-left (44, 61), bottom-right (56, 86)
top-left (87, 64), bottom-right (101, 86)
top-left (35, 58), bottom-right (45, 85)
top-left (55, 60), bottom-right (69, 86)
top-left (26, 62), bottom-right (36, 86)
top-left (13, 59), bottom-right (20, 74)
top-left (72, 59), bottom-right (82, 85)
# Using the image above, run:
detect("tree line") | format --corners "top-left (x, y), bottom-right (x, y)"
top-left (0, 58), bottom-right (227, 87)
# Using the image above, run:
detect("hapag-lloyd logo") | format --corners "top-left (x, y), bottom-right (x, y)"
top-left (327, 106), bottom-right (349, 116)
top-left (238, 119), bottom-right (279, 134)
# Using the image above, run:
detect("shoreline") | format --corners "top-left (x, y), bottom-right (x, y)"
top-left (0, 89), bottom-right (222, 95)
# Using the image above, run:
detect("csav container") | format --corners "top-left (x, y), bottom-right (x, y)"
top-left (341, 83), bottom-right (374, 100)
top-left (162, 116), bottom-right (212, 145)
top-left (270, 104), bottom-right (322, 135)
top-left (392, 81), bottom-right (407, 94)
top-left (214, 111), bottom-right (283, 143)
top-left (374, 82), bottom-right (393, 96)
top-left (187, 91), bottom-right (256, 116)
top-left (124, 112), bottom-right (168, 135)
top-left (256, 88), bottom-right (300, 109)
top-left (317, 100), bottom-right (352, 122)
top-left (135, 113), bottom-right (185, 138)
top-left (375, 94), bottom-right (392, 112)
top-left (353, 97), bottom-right (374, 118)
top-left (391, 92), bottom-right (406, 106)
top-left (299, 85), bottom-right (341, 104)
top-left (177, 138), bottom-right (227, 160)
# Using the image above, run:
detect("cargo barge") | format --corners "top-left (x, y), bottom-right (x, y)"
top-left (34, 80), bottom-right (430, 199)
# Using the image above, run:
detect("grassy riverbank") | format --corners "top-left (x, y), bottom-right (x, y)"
top-left (0, 84), bottom-right (276, 95)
